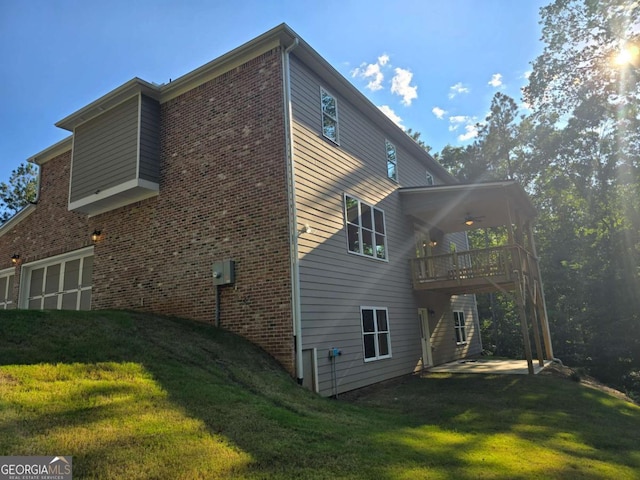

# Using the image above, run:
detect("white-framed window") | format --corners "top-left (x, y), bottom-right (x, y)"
top-left (0, 268), bottom-right (15, 310)
top-left (454, 310), bottom-right (467, 344)
top-left (344, 194), bottom-right (387, 260)
top-left (385, 140), bottom-right (397, 182)
top-left (361, 307), bottom-right (392, 361)
top-left (321, 87), bottom-right (339, 143)
top-left (425, 171), bottom-right (434, 186)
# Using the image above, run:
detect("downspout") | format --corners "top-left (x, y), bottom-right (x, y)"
top-left (282, 38), bottom-right (303, 384)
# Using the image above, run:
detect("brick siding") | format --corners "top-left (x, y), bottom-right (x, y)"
top-left (0, 47), bottom-right (295, 374)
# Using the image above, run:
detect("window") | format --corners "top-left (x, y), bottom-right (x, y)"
top-left (385, 140), bottom-right (397, 181)
top-left (321, 88), bottom-right (338, 143)
top-left (345, 194), bottom-right (387, 260)
top-left (454, 311), bottom-right (467, 344)
top-left (425, 171), bottom-right (434, 186)
top-left (361, 307), bottom-right (392, 361)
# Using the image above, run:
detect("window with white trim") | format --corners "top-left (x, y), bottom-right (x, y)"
top-left (426, 171), bottom-right (434, 186)
top-left (344, 194), bottom-right (387, 260)
top-left (385, 140), bottom-right (397, 181)
top-left (361, 307), bottom-right (392, 361)
top-left (321, 88), bottom-right (338, 143)
top-left (454, 310), bottom-right (467, 344)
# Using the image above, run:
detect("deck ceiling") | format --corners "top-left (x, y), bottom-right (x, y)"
top-left (399, 181), bottom-right (537, 234)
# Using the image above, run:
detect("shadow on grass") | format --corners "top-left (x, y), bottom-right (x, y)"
top-left (1, 310), bottom-right (639, 479)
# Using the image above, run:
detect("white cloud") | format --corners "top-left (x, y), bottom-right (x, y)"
top-left (351, 54), bottom-right (390, 92)
top-left (458, 124), bottom-right (479, 141)
top-left (391, 67), bottom-right (418, 106)
top-left (448, 115), bottom-right (469, 131)
top-left (432, 107), bottom-right (446, 119)
top-left (488, 73), bottom-right (503, 88)
top-left (448, 82), bottom-right (470, 99)
top-left (523, 70), bottom-right (532, 79)
top-left (378, 105), bottom-right (405, 129)
top-left (447, 115), bottom-right (479, 141)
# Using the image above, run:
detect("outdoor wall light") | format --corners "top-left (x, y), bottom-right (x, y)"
top-left (11, 254), bottom-right (20, 265)
top-left (464, 216), bottom-right (475, 226)
top-left (297, 224), bottom-right (312, 237)
top-left (91, 230), bottom-right (101, 242)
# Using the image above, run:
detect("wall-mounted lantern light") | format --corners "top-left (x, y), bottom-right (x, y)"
top-left (91, 230), bottom-right (101, 242)
top-left (464, 216), bottom-right (475, 226)
top-left (11, 254), bottom-right (20, 265)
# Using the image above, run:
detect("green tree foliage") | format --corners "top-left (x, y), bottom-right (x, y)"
top-left (524, 0), bottom-right (640, 391)
top-left (435, 144), bottom-right (484, 183)
top-left (405, 128), bottom-right (432, 153)
top-left (0, 163), bottom-right (38, 224)
top-left (433, 0), bottom-right (640, 394)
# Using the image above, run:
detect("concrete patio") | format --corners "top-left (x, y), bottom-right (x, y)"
top-left (427, 358), bottom-right (552, 375)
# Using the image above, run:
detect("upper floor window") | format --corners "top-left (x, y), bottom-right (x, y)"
top-left (385, 140), bottom-right (397, 182)
top-left (454, 310), bottom-right (467, 345)
top-left (344, 194), bottom-right (387, 260)
top-left (361, 307), bottom-right (392, 361)
top-left (425, 171), bottom-right (434, 186)
top-left (321, 88), bottom-right (339, 143)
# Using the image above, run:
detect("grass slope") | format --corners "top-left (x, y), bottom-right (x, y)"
top-left (1, 310), bottom-right (639, 479)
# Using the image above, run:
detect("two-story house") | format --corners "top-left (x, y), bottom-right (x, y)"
top-left (0, 24), bottom-right (553, 396)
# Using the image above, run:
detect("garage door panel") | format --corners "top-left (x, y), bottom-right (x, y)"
top-left (82, 257), bottom-right (93, 286)
top-left (80, 290), bottom-right (91, 311)
top-left (64, 259), bottom-right (81, 290)
top-left (43, 296), bottom-right (58, 309)
top-left (30, 268), bottom-right (44, 296)
top-left (62, 292), bottom-right (78, 310)
top-left (44, 264), bottom-right (61, 294)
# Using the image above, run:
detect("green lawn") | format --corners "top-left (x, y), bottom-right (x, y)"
top-left (1, 310), bottom-right (639, 479)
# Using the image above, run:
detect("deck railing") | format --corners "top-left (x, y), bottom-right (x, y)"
top-left (410, 245), bottom-right (534, 287)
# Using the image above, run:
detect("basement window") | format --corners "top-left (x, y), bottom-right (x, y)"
top-left (361, 307), bottom-right (392, 361)
top-left (454, 310), bottom-right (467, 345)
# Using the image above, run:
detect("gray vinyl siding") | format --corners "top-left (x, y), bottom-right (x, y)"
top-left (139, 95), bottom-right (161, 183)
top-left (429, 293), bottom-right (482, 365)
top-left (70, 96), bottom-right (139, 202)
top-left (291, 55), bottom-right (436, 395)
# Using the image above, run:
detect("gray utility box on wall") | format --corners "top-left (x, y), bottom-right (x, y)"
top-left (212, 260), bottom-right (235, 286)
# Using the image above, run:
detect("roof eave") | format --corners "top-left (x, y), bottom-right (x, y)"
top-left (55, 78), bottom-right (161, 131)
top-left (27, 135), bottom-right (73, 165)
top-left (0, 204), bottom-right (37, 238)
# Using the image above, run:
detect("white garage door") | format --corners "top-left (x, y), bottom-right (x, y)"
top-left (0, 268), bottom-right (15, 310)
top-left (21, 247), bottom-right (94, 311)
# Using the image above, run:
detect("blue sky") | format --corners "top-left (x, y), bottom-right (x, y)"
top-left (0, 0), bottom-right (548, 183)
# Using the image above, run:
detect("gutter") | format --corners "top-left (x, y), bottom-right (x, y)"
top-left (282, 38), bottom-right (303, 384)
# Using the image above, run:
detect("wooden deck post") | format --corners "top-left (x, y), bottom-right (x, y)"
top-left (507, 200), bottom-right (534, 375)
top-left (527, 223), bottom-right (554, 359)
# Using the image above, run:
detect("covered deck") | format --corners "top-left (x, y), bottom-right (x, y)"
top-left (400, 181), bottom-right (554, 374)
